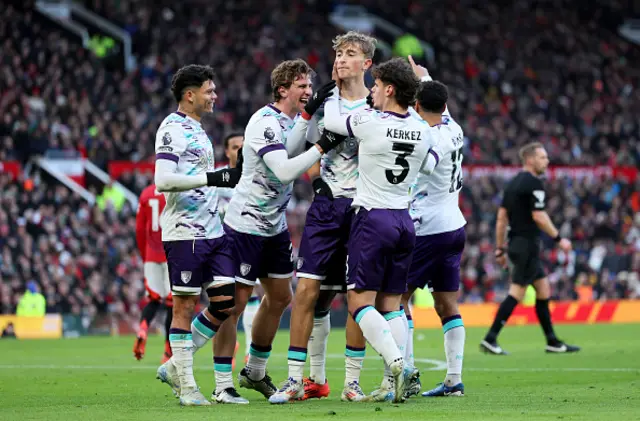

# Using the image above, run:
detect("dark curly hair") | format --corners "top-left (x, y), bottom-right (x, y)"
top-left (271, 59), bottom-right (315, 102)
top-left (416, 80), bottom-right (448, 113)
top-left (170, 64), bottom-right (216, 103)
top-left (371, 58), bottom-right (420, 109)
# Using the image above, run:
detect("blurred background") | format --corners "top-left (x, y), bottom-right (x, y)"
top-left (1, 0), bottom-right (639, 338)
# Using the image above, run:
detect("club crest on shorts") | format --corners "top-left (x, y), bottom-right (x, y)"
top-left (240, 263), bottom-right (251, 277)
top-left (297, 258), bottom-right (304, 270)
top-left (180, 271), bottom-right (192, 284)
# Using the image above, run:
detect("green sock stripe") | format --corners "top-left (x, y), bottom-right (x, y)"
top-left (443, 318), bottom-right (464, 333)
top-left (287, 350), bottom-right (307, 362)
top-left (214, 363), bottom-right (232, 373)
top-left (169, 333), bottom-right (192, 341)
top-left (192, 317), bottom-right (216, 338)
top-left (345, 348), bottom-right (366, 358)
top-left (249, 347), bottom-right (271, 359)
top-left (383, 310), bottom-right (404, 321)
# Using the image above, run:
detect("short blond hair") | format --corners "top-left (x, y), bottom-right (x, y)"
top-left (332, 31), bottom-right (377, 59)
top-left (271, 59), bottom-right (314, 102)
top-left (519, 142), bottom-right (544, 162)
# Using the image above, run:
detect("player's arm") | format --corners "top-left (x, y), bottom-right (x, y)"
top-left (495, 207), bottom-right (508, 251)
top-left (419, 127), bottom-right (446, 175)
top-left (284, 80), bottom-right (337, 157)
top-left (154, 125), bottom-right (242, 192)
top-left (529, 179), bottom-right (571, 250)
top-left (135, 194), bottom-right (148, 261)
top-left (252, 117), bottom-right (344, 185)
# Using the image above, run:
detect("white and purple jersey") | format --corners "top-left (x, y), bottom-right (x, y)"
top-left (154, 112), bottom-right (223, 241)
top-left (308, 97), bottom-right (368, 199)
top-left (224, 105), bottom-right (298, 237)
top-left (409, 110), bottom-right (466, 236)
top-left (344, 109), bottom-right (435, 210)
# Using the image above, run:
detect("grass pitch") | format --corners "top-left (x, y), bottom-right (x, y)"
top-left (1, 324), bottom-right (639, 421)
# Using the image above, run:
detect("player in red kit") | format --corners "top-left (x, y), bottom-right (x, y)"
top-left (134, 184), bottom-right (173, 362)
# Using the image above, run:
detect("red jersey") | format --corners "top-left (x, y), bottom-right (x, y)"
top-left (136, 185), bottom-right (167, 263)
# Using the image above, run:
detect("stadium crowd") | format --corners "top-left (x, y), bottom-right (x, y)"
top-left (0, 0), bottom-right (639, 317)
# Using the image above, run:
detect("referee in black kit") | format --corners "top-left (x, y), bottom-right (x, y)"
top-left (480, 142), bottom-right (580, 355)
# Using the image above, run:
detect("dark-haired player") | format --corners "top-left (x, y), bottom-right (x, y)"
top-left (323, 57), bottom-right (438, 404)
top-left (153, 64), bottom-right (243, 406)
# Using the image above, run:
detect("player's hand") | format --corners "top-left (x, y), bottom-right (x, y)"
top-left (495, 248), bottom-right (508, 268)
top-left (316, 129), bottom-right (347, 154)
top-left (558, 238), bottom-right (572, 252)
top-left (303, 80), bottom-right (336, 119)
top-left (312, 178), bottom-right (334, 200)
top-left (408, 55), bottom-right (431, 80)
top-left (206, 167), bottom-right (241, 188)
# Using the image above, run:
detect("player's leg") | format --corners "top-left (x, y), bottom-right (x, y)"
top-left (211, 283), bottom-right (253, 404)
top-left (244, 230), bottom-right (294, 401)
top-left (347, 209), bottom-right (408, 404)
top-left (399, 288), bottom-right (420, 398)
top-left (272, 198), bottom-right (345, 403)
top-left (342, 310), bottom-right (367, 402)
top-left (134, 263), bottom-right (164, 360)
top-left (532, 276), bottom-right (581, 353)
top-left (162, 294), bottom-right (173, 364)
top-left (481, 237), bottom-right (530, 355)
top-left (206, 228), bottom-right (252, 403)
top-left (242, 283), bottom-right (262, 360)
top-left (369, 210), bottom-right (416, 403)
top-left (302, 289), bottom-right (336, 398)
top-left (420, 228), bottom-right (466, 397)
top-left (157, 240), bottom-right (211, 406)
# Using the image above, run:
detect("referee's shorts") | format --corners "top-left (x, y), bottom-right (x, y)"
top-left (507, 236), bottom-right (546, 286)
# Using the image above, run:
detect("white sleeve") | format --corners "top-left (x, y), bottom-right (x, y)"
top-left (246, 115), bottom-right (287, 157)
top-left (285, 117), bottom-right (310, 157)
top-left (262, 148), bottom-right (322, 184)
top-left (155, 160), bottom-right (208, 192)
top-left (306, 113), bottom-right (323, 144)
top-left (322, 90), bottom-right (350, 136)
top-left (419, 127), bottom-right (443, 176)
top-left (154, 124), bottom-right (208, 192)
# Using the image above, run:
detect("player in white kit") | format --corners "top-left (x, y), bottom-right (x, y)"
top-left (214, 59), bottom-right (347, 401)
top-left (153, 65), bottom-right (244, 406)
top-left (399, 59), bottom-right (468, 398)
top-left (270, 31), bottom-right (374, 405)
top-left (323, 57), bottom-right (439, 404)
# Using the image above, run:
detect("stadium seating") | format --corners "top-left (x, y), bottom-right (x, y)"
top-left (0, 1), bottom-right (638, 317)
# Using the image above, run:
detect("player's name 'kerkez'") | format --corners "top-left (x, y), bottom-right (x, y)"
top-left (386, 128), bottom-right (422, 140)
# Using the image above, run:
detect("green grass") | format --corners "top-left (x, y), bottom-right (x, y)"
top-left (1, 324), bottom-right (639, 421)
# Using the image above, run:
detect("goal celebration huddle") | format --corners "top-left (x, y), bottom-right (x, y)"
top-left (138, 30), bottom-right (579, 407)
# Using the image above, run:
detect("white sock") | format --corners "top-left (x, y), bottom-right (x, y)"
top-left (287, 346), bottom-right (307, 383)
top-left (344, 346), bottom-right (365, 385)
top-left (243, 296), bottom-right (259, 356)
top-left (381, 310), bottom-right (408, 386)
top-left (308, 312), bottom-right (330, 384)
top-left (443, 316), bottom-right (465, 386)
top-left (406, 314), bottom-right (415, 367)
top-left (246, 343), bottom-right (271, 381)
top-left (214, 357), bottom-right (234, 393)
top-left (169, 330), bottom-right (197, 391)
top-left (354, 306), bottom-right (402, 367)
top-left (191, 311), bottom-right (218, 353)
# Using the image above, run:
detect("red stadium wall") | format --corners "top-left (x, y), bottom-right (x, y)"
top-left (412, 300), bottom-right (640, 328)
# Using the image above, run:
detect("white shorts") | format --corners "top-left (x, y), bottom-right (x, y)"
top-left (144, 262), bottom-right (171, 299)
